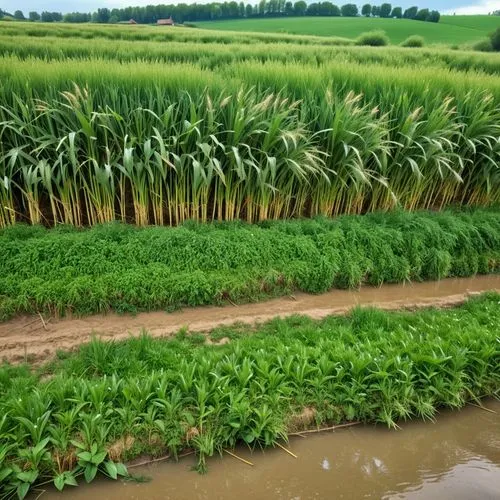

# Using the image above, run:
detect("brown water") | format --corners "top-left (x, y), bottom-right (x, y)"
top-left (44, 401), bottom-right (500, 500)
top-left (2, 275), bottom-right (499, 363)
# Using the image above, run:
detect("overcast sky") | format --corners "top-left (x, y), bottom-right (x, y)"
top-left (1, 1), bottom-right (499, 15)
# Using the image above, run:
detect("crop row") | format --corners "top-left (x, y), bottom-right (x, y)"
top-left (1, 82), bottom-right (499, 227)
top-left (1, 35), bottom-right (499, 75)
top-left (1, 294), bottom-right (499, 496)
top-left (0, 22), bottom-right (352, 46)
top-left (1, 209), bottom-right (499, 319)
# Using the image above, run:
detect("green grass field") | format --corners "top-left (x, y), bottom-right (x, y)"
top-left (195, 15), bottom-right (499, 45)
top-left (0, 18), bottom-right (500, 500)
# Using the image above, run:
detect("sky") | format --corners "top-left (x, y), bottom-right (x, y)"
top-left (1, 0), bottom-right (499, 15)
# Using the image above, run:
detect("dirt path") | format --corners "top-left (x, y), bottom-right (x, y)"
top-left (1, 275), bottom-right (499, 363)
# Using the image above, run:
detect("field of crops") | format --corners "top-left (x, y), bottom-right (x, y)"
top-left (1, 22), bottom-right (499, 228)
top-left (195, 15), bottom-right (498, 44)
top-left (1, 19), bottom-right (500, 499)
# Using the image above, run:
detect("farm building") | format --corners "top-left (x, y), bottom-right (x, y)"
top-left (157, 17), bottom-right (174, 26)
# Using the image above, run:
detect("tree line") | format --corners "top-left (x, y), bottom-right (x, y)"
top-left (2, 3), bottom-right (440, 25)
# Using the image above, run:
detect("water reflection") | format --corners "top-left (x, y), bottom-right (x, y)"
top-left (321, 457), bottom-right (330, 470)
top-left (45, 401), bottom-right (500, 500)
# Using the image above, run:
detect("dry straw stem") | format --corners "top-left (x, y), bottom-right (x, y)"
top-left (467, 402), bottom-right (497, 414)
top-left (128, 450), bottom-right (196, 469)
top-left (275, 442), bottom-right (298, 458)
top-left (288, 422), bottom-right (361, 436)
top-left (224, 449), bottom-right (254, 466)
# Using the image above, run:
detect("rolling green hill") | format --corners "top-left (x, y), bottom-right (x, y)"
top-left (440, 15), bottom-right (500, 32)
top-left (194, 15), bottom-right (499, 45)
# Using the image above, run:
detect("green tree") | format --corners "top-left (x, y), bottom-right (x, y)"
top-left (427, 10), bottom-right (440, 22)
top-left (318, 2), bottom-right (339, 15)
top-left (403, 6), bottom-right (418, 19)
top-left (28, 11), bottom-right (40, 21)
top-left (341, 3), bottom-right (358, 16)
top-left (246, 3), bottom-right (254, 16)
top-left (285, 1), bottom-right (293, 15)
top-left (293, 0), bottom-right (307, 15)
top-left (414, 8), bottom-right (429, 21)
top-left (258, 0), bottom-right (267, 15)
top-left (307, 2), bottom-right (319, 15)
top-left (391, 6), bottom-right (402, 18)
top-left (371, 5), bottom-right (380, 16)
top-left (362, 4), bottom-right (372, 16)
top-left (330, 4), bottom-right (341, 16)
top-left (380, 3), bottom-right (392, 18)
top-left (40, 11), bottom-right (53, 22)
top-left (92, 8), bottom-right (110, 23)
top-left (63, 12), bottom-right (91, 22)
top-left (13, 10), bottom-right (25, 20)
top-left (228, 1), bottom-right (239, 17)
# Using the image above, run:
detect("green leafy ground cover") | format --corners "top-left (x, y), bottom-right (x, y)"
top-left (0, 209), bottom-right (499, 320)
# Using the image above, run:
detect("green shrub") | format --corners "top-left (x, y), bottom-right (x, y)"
top-left (401, 35), bottom-right (425, 48)
top-left (473, 39), bottom-right (493, 52)
top-left (355, 30), bottom-right (390, 46)
top-left (490, 27), bottom-right (500, 51)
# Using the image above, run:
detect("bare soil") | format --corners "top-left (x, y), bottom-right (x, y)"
top-left (1, 275), bottom-right (498, 364)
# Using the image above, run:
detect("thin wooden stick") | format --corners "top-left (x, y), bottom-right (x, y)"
top-left (468, 402), bottom-right (497, 414)
top-left (288, 421), bottom-right (360, 436)
top-left (38, 312), bottom-right (47, 331)
top-left (34, 489), bottom-right (46, 500)
top-left (276, 442), bottom-right (297, 458)
top-left (128, 450), bottom-right (196, 469)
top-left (179, 450), bottom-right (196, 459)
top-left (224, 449), bottom-right (254, 466)
top-left (128, 454), bottom-right (171, 469)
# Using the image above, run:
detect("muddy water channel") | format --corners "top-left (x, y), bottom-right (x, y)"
top-left (46, 401), bottom-right (500, 500)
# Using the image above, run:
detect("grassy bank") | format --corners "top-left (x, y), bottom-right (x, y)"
top-left (0, 209), bottom-right (499, 320)
top-left (1, 294), bottom-right (499, 497)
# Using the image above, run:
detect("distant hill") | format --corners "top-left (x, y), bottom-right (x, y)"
top-left (194, 15), bottom-right (499, 45)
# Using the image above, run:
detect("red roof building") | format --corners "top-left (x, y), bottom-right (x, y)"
top-left (157, 17), bottom-right (174, 26)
